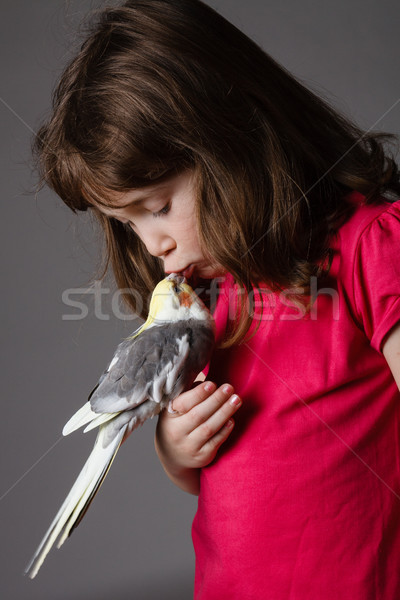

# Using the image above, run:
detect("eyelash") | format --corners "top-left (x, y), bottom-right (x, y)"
top-left (117, 201), bottom-right (170, 230)
top-left (152, 202), bottom-right (171, 218)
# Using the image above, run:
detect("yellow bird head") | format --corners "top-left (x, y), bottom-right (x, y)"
top-left (132, 274), bottom-right (214, 338)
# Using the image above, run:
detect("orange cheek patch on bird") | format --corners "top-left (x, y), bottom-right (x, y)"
top-left (179, 291), bottom-right (192, 307)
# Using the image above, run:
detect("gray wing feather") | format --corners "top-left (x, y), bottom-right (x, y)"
top-left (90, 320), bottom-right (214, 415)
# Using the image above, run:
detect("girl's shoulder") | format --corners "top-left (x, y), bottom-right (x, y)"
top-left (337, 191), bottom-right (400, 250)
top-left (334, 192), bottom-right (400, 352)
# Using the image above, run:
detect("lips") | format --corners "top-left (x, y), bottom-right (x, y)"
top-left (165, 264), bottom-right (195, 280)
top-left (182, 265), bottom-right (195, 279)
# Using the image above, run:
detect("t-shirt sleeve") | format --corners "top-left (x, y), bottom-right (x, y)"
top-left (352, 202), bottom-right (400, 353)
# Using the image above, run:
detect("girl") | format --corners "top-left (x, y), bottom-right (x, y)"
top-left (34, 0), bottom-right (400, 598)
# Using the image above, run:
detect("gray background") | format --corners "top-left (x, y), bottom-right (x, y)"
top-left (1, 1), bottom-right (399, 598)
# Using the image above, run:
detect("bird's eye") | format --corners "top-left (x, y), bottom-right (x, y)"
top-left (173, 284), bottom-right (180, 294)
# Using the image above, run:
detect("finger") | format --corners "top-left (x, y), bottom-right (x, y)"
top-left (201, 417), bottom-right (235, 456)
top-left (171, 381), bottom-right (217, 414)
top-left (188, 390), bottom-right (242, 439)
top-left (182, 384), bottom-right (237, 427)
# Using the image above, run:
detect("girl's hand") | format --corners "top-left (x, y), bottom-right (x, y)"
top-left (155, 381), bottom-right (242, 495)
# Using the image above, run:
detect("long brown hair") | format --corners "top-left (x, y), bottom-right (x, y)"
top-left (34, 0), bottom-right (399, 346)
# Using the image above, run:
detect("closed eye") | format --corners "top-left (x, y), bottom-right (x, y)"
top-left (152, 202), bottom-right (171, 218)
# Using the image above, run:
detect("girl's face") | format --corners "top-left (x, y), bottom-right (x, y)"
top-left (99, 171), bottom-right (224, 282)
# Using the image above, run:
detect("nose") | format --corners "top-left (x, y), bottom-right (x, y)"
top-left (137, 225), bottom-right (176, 259)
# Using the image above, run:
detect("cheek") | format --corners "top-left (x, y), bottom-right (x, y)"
top-left (184, 218), bottom-right (202, 250)
top-left (174, 211), bottom-right (199, 240)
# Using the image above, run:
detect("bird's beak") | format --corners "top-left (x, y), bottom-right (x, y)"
top-left (165, 273), bottom-right (191, 305)
top-left (166, 273), bottom-right (186, 286)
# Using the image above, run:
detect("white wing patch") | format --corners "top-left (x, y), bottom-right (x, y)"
top-left (83, 411), bottom-right (120, 433)
top-left (63, 401), bottom-right (117, 436)
top-left (107, 354), bottom-right (119, 371)
top-left (165, 335), bottom-right (190, 396)
top-left (151, 334), bottom-right (190, 402)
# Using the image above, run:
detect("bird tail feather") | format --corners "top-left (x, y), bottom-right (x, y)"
top-left (25, 423), bottom-right (127, 579)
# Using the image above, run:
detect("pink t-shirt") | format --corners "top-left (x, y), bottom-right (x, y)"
top-left (193, 195), bottom-right (400, 600)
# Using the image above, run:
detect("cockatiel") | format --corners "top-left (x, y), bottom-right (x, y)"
top-left (25, 273), bottom-right (215, 579)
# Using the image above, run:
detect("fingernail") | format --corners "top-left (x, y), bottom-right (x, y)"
top-left (222, 384), bottom-right (232, 394)
top-left (230, 395), bottom-right (242, 407)
top-left (204, 382), bottom-right (214, 392)
top-left (225, 419), bottom-right (234, 428)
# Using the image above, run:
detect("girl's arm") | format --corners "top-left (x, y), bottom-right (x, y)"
top-left (382, 321), bottom-right (400, 390)
top-left (155, 381), bottom-right (242, 495)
